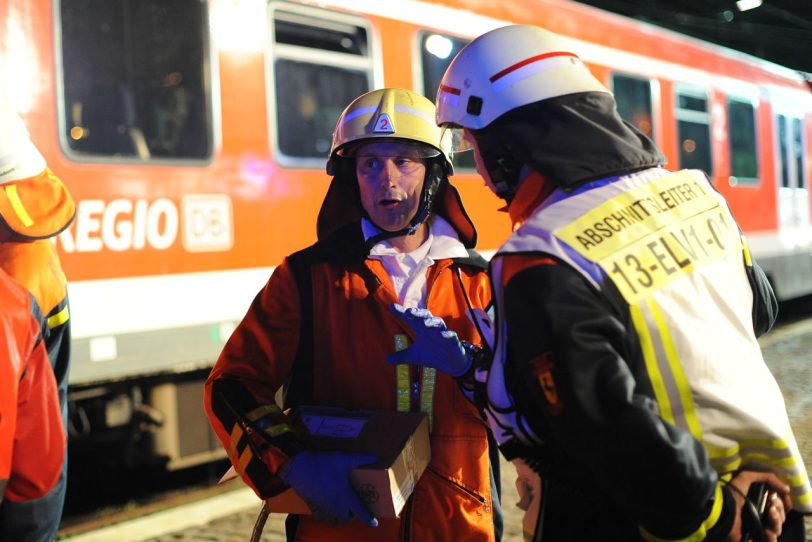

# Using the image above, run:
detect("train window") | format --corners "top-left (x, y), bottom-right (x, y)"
top-left (418, 32), bottom-right (475, 171)
top-left (727, 98), bottom-right (758, 184)
top-left (275, 13), bottom-right (367, 55)
top-left (675, 87), bottom-right (712, 176)
top-left (612, 74), bottom-right (654, 139)
top-left (778, 116), bottom-right (790, 188)
top-left (269, 8), bottom-right (374, 165)
top-left (793, 118), bottom-right (806, 189)
top-left (58, 0), bottom-right (212, 161)
top-left (777, 115), bottom-right (807, 189)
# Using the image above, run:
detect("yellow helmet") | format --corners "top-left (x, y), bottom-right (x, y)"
top-left (326, 88), bottom-right (454, 174)
top-left (318, 88), bottom-right (477, 248)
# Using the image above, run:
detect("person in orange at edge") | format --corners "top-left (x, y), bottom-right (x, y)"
top-left (389, 25), bottom-right (811, 542)
top-left (205, 88), bottom-right (503, 542)
top-left (0, 93), bottom-right (74, 541)
top-left (0, 268), bottom-right (66, 542)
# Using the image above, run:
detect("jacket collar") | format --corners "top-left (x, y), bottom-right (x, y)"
top-left (507, 171), bottom-right (556, 229)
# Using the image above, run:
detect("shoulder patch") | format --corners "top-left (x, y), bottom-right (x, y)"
top-left (531, 352), bottom-right (563, 415)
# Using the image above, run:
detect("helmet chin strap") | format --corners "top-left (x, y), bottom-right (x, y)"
top-left (362, 225), bottom-right (420, 254)
top-left (362, 158), bottom-right (446, 254)
top-left (486, 156), bottom-right (523, 203)
top-left (471, 131), bottom-right (524, 204)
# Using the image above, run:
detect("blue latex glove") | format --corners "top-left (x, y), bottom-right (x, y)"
top-left (387, 303), bottom-right (471, 377)
top-left (281, 451), bottom-right (379, 526)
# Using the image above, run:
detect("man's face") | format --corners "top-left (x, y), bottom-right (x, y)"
top-left (355, 141), bottom-right (427, 232)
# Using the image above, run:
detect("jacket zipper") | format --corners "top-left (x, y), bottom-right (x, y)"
top-left (400, 497), bottom-right (414, 541)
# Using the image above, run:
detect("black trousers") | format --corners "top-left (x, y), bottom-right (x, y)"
top-left (778, 511), bottom-right (808, 542)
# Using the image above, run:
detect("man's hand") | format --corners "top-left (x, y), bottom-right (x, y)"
top-left (281, 451), bottom-right (378, 527)
top-left (387, 304), bottom-right (471, 377)
top-left (727, 470), bottom-right (792, 542)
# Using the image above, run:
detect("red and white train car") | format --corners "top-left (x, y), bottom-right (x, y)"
top-left (1, 0), bottom-right (809, 469)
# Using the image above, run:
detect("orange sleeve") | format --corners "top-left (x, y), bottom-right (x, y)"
top-left (0, 329), bottom-right (21, 494)
top-left (0, 272), bottom-right (65, 503)
top-left (0, 239), bottom-right (68, 316)
top-left (0, 273), bottom-right (31, 496)
top-left (5, 335), bottom-right (65, 502)
top-left (204, 258), bottom-right (306, 498)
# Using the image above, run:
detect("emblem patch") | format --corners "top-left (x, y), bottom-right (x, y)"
top-left (531, 352), bottom-right (563, 414)
top-left (373, 113), bottom-right (395, 133)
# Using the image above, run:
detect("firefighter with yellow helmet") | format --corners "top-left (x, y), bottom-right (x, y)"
top-left (205, 88), bottom-right (502, 541)
top-left (389, 25), bottom-right (811, 541)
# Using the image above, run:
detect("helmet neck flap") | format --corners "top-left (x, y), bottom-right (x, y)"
top-left (472, 92), bottom-right (665, 196)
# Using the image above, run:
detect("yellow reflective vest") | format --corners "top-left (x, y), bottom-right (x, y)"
top-left (489, 168), bottom-right (812, 514)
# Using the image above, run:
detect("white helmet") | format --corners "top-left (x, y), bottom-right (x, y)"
top-left (0, 99), bottom-right (47, 184)
top-left (436, 25), bottom-right (610, 130)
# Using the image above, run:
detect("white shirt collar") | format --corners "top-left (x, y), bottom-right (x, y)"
top-left (363, 215), bottom-right (469, 260)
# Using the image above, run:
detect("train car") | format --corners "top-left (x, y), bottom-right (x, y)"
top-left (1, 0), bottom-right (810, 471)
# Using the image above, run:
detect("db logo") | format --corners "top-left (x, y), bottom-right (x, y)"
top-left (358, 484), bottom-right (379, 504)
top-left (58, 194), bottom-right (234, 253)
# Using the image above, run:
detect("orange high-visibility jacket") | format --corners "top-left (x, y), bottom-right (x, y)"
top-left (0, 270), bottom-right (66, 504)
top-left (205, 223), bottom-right (496, 542)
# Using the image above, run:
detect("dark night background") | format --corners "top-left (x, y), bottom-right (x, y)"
top-left (573, 0), bottom-right (812, 75)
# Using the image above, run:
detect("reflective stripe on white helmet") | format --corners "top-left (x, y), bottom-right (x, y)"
top-left (436, 25), bottom-right (610, 129)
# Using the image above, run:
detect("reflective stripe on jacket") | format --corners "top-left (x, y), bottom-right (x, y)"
top-left (205, 223), bottom-right (496, 542)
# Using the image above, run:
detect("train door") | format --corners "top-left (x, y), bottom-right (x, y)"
top-left (773, 107), bottom-right (809, 232)
top-left (767, 93), bottom-right (812, 300)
